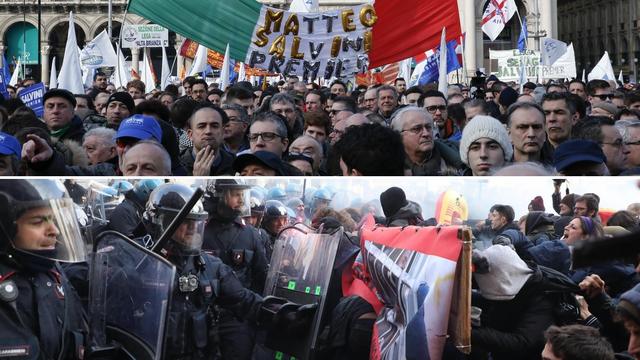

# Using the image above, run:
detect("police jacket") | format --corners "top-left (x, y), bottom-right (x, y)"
top-left (0, 258), bottom-right (86, 360)
top-left (163, 245), bottom-right (263, 360)
top-left (202, 217), bottom-right (268, 293)
top-left (106, 191), bottom-right (147, 238)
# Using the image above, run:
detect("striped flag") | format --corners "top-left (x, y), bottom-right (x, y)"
top-left (356, 62), bottom-right (400, 87)
top-left (481, 0), bottom-right (517, 41)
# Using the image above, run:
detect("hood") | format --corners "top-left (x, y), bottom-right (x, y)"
top-left (474, 245), bottom-right (534, 301)
top-left (387, 201), bottom-right (423, 227)
top-left (525, 211), bottom-right (555, 236)
top-left (528, 240), bottom-right (571, 275)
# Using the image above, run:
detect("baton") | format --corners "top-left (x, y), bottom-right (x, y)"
top-left (151, 187), bottom-right (204, 254)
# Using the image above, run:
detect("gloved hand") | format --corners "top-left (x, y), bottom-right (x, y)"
top-left (472, 250), bottom-right (490, 274)
top-left (259, 296), bottom-right (318, 334)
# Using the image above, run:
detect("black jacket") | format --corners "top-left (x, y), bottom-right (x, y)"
top-left (203, 217), bottom-right (268, 294)
top-left (179, 147), bottom-right (235, 176)
top-left (106, 190), bottom-right (147, 238)
top-left (0, 259), bottom-right (86, 360)
top-left (54, 116), bottom-right (85, 145)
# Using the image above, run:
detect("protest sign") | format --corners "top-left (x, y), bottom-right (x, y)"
top-left (121, 24), bottom-right (169, 48)
top-left (489, 44), bottom-right (576, 81)
top-left (19, 82), bottom-right (45, 117)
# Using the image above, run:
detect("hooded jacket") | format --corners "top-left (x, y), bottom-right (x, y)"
top-left (386, 201), bottom-right (423, 227)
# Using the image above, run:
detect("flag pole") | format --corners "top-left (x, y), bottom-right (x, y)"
top-left (514, 8), bottom-right (527, 92)
top-left (459, 35), bottom-right (467, 85)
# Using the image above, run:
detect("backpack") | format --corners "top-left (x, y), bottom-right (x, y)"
top-left (537, 265), bottom-right (582, 326)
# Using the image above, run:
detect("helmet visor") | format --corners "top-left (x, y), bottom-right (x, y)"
top-left (12, 197), bottom-right (88, 263)
top-left (223, 188), bottom-right (251, 218)
top-left (167, 216), bottom-right (206, 251)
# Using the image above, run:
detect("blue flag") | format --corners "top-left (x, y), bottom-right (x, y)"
top-left (1, 55), bottom-right (10, 82)
top-left (418, 39), bottom-right (461, 86)
top-left (517, 17), bottom-right (527, 53)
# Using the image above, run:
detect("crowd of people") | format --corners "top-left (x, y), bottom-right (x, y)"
top-left (3, 177), bottom-right (640, 359)
top-left (2, 72), bottom-right (640, 176)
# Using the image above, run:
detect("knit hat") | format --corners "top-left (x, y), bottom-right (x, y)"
top-left (459, 115), bottom-right (513, 165)
top-left (619, 283), bottom-right (640, 325)
top-left (529, 196), bottom-right (545, 211)
top-left (107, 92), bottom-right (135, 113)
top-left (560, 193), bottom-right (577, 212)
top-left (380, 187), bottom-right (408, 218)
top-left (498, 87), bottom-right (518, 109)
top-left (473, 245), bottom-right (534, 301)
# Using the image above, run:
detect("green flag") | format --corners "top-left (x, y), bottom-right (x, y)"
top-left (127, 0), bottom-right (262, 61)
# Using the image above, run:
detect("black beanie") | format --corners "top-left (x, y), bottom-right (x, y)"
top-left (498, 87), bottom-right (518, 109)
top-left (107, 91), bottom-right (135, 113)
top-left (380, 187), bottom-right (408, 218)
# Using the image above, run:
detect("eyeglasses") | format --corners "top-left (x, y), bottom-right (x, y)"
top-left (401, 124), bottom-right (432, 135)
top-left (289, 150), bottom-right (316, 158)
top-left (594, 94), bottom-right (614, 101)
top-left (248, 132), bottom-right (282, 142)
top-left (330, 109), bottom-right (345, 116)
top-left (601, 139), bottom-right (624, 148)
top-left (625, 140), bottom-right (640, 146)
top-left (425, 105), bottom-right (447, 113)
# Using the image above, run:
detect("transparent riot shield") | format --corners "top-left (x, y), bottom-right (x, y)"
top-left (263, 223), bottom-right (342, 360)
top-left (88, 231), bottom-right (175, 360)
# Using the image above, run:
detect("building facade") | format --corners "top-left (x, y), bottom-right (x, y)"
top-left (557, 0), bottom-right (639, 81)
top-left (0, 0), bottom-right (557, 86)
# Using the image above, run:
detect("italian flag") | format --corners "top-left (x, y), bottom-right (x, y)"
top-left (128, 0), bottom-right (461, 70)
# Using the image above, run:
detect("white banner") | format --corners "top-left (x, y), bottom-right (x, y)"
top-left (121, 24), bottom-right (169, 48)
top-left (489, 44), bottom-right (576, 81)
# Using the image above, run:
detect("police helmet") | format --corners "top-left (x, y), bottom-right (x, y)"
top-left (267, 187), bottom-right (287, 202)
top-left (133, 179), bottom-right (163, 202)
top-left (111, 180), bottom-right (134, 195)
top-left (204, 179), bottom-right (252, 219)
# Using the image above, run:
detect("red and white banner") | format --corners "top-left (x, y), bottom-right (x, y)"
top-left (481, 0), bottom-right (518, 41)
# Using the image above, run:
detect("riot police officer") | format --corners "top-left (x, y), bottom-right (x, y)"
top-left (306, 188), bottom-right (333, 219)
top-left (106, 179), bottom-right (162, 238)
top-left (142, 183), bottom-right (315, 360)
top-left (202, 179), bottom-right (268, 360)
top-left (261, 200), bottom-right (290, 261)
top-left (0, 179), bottom-right (87, 359)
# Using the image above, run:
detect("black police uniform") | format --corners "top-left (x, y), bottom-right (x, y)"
top-left (161, 242), bottom-right (263, 360)
top-left (106, 190), bottom-right (147, 239)
top-left (202, 217), bottom-right (268, 360)
top-left (0, 258), bottom-right (86, 360)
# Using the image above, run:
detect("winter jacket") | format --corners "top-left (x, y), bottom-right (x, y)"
top-left (179, 146), bottom-right (235, 176)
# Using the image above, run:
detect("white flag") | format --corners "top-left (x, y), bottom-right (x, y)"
top-left (238, 62), bottom-right (246, 82)
top-left (289, 0), bottom-right (319, 12)
top-left (141, 48), bottom-right (156, 93)
top-left (9, 59), bottom-right (20, 86)
top-left (220, 44), bottom-right (231, 91)
top-left (438, 28), bottom-right (448, 95)
top-left (481, 0), bottom-right (517, 41)
top-left (581, 69), bottom-right (586, 83)
top-left (112, 43), bottom-right (131, 89)
top-left (80, 30), bottom-right (117, 68)
top-left (58, 12), bottom-right (84, 93)
top-left (49, 56), bottom-right (57, 89)
top-left (398, 57), bottom-right (412, 82)
top-left (540, 38), bottom-right (568, 66)
top-left (588, 52), bottom-right (616, 82)
top-left (618, 69), bottom-right (624, 84)
top-left (189, 44), bottom-right (209, 76)
top-left (161, 46), bottom-right (171, 90)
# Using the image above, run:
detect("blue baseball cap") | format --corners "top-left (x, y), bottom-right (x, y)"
top-left (553, 139), bottom-right (606, 172)
top-left (115, 115), bottom-right (162, 142)
top-left (0, 132), bottom-right (21, 157)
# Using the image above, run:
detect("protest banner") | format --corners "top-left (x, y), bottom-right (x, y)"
top-left (489, 44), bottom-right (576, 81)
top-left (121, 24), bottom-right (169, 48)
top-left (19, 82), bottom-right (45, 117)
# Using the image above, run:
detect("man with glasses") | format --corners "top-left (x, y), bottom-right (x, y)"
top-left (190, 79), bottom-right (209, 103)
top-left (617, 120), bottom-right (640, 171)
top-left (248, 112), bottom-right (289, 158)
top-left (221, 103), bottom-right (250, 155)
top-left (587, 79), bottom-right (613, 108)
top-left (288, 135), bottom-right (323, 174)
top-left (390, 107), bottom-right (464, 175)
top-left (419, 90), bottom-right (461, 141)
top-left (363, 87), bottom-right (379, 112)
top-left (328, 110), bottom-right (352, 145)
top-left (573, 116), bottom-right (630, 175)
top-left (329, 96), bottom-right (357, 124)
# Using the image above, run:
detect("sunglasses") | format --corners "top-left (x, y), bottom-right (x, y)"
top-left (425, 105), bottom-right (447, 113)
top-left (594, 94), bottom-right (614, 101)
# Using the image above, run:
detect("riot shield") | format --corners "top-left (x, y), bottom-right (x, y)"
top-left (263, 223), bottom-right (342, 360)
top-left (88, 231), bottom-right (175, 360)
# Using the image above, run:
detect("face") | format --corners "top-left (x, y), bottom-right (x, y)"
top-left (83, 135), bottom-right (116, 165)
top-left (249, 121), bottom-right (288, 157)
top-left (223, 109), bottom-right (247, 141)
top-left (626, 127), bottom-right (640, 167)
top-left (106, 101), bottom-right (131, 127)
top-left (240, 163), bottom-right (276, 176)
top-left (624, 319), bottom-right (640, 359)
top-left (183, 82), bottom-right (192, 96)
top-left (489, 210), bottom-right (506, 230)
top-left (172, 220), bottom-right (202, 248)
top-left (543, 99), bottom-right (576, 146)
top-left (569, 82), bottom-right (587, 100)
top-left (187, 108), bottom-right (224, 151)
top-left (75, 97), bottom-right (89, 111)
top-left (589, 87), bottom-right (613, 106)
top-left (230, 98), bottom-right (255, 116)
top-left (467, 138), bottom-right (506, 176)
top-left (121, 144), bottom-right (170, 176)
top-left (559, 203), bottom-right (572, 216)
top-left (330, 102), bottom-right (350, 123)
top-left (44, 97), bottom-right (75, 131)
top-left (329, 112), bottom-right (351, 145)
top-left (541, 342), bottom-right (562, 360)
top-left (94, 75), bottom-right (108, 89)
top-left (7, 87), bottom-right (16, 98)
top-left (13, 207), bottom-right (60, 251)
top-left (290, 137), bottom-right (321, 170)
top-left (265, 216), bottom-right (288, 235)
top-left (305, 93), bottom-right (322, 112)
top-left (377, 89), bottom-right (397, 116)
top-left (484, 92), bottom-right (495, 102)
top-left (271, 102), bottom-right (297, 128)
top-left (394, 80), bottom-right (406, 94)
top-left (465, 106), bottom-right (484, 123)
top-left (225, 189), bottom-right (246, 210)
top-left (423, 97), bottom-right (448, 129)
top-left (401, 111), bottom-right (434, 157)
top-left (509, 108), bottom-right (546, 156)
top-left (289, 159), bottom-right (313, 176)
top-left (600, 125), bottom-right (629, 174)
top-left (128, 87), bottom-right (143, 100)
top-left (563, 217), bottom-right (586, 245)
top-left (305, 125), bottom-right (327, 143)
top-left (364, 89), bottom-right (378, 111)
top-left (405, 92), bottom-right (421, 106)
top-left (94, 94), bottom-right (109, 114)
top-left (547, 85), bottom-right (566, 94)
top-left (105, 84), bottom-right (116, 93)
top-left (191, 84), bottom-right (207, 102)
top-left (330, 84), bottom-right (346, 95)
top-left (573, 200), bottom-right (590, 217)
